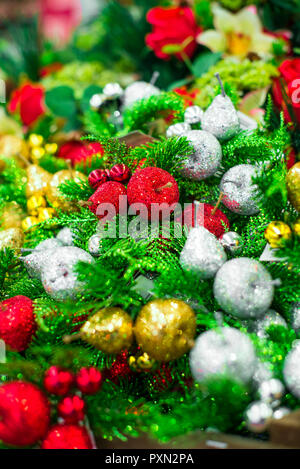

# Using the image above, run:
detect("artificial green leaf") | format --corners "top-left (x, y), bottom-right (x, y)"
top-left (191, 51), bottom-right (222, 77)
top-left (45, 86), bottom-right (77, 118)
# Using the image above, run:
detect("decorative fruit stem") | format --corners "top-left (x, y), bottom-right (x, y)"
top-left (211, 192), bottom-right (224, 216)
top-left (150, 71), bottom-right (160, 86)
top-left (215, 73), bottom-right (226, 98)
top-left (155, 182), bottom-right (173, 192)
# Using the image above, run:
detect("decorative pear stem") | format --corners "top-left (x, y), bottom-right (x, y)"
top-left (66, 159), bottom-right (74, 179)
top-left (78, 200), bottom-right (93, 207)
top-left (63, 332), bottom-right (82, 344)
top-left (155, 182), bottom-right (172, 192)
top-left (215, 73), bottom-right (226, 98)
top-left (211, 192), bottom-right (224, 216)
top-left (252, 278), bottom-right (282, 288)
top-left (214, 311), bottom-right (224, 328)
top-left (16, 153), bottom-right (30, 167)
top-left (150, 71), bottom-right (160, 86)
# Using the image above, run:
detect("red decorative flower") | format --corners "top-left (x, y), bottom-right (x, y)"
top-left (146, 7), bottom-right (201, 61)
top-left (58, 141), bottom-right (103, 166)
top-left (8, 83), bottom-right (45, 126)
top-left (273, 58), bottom-right (300, 125)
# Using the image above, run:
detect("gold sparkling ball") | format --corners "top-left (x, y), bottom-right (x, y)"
top-left (0, 135), bottom-right (29, 159)
top-left (21, 216), bottom-right (39, 231)
top-left (80, 307), bottom-right (134, 354)
top-left (128, 351), bottom-right (156, 372)
top-left (28, 134), bottom-right (44, 147)
top-left (286, 162), bottom-right (300, 212)
top-left (264, 221), bottom-right (292, 248)
top-left (293, 219), bottom-right (300, 237)
top-left (27, 195), bottom-right (47, 215)
top-left (44, 143), bottom-right (58, 155)
top-left (0, 227), bottom-right (24, 253)
top-left (26, 164), bottom-right (52, 198)
top-left (37, 207), bottom-right (56, 223)
top-left (0, 201), bottom-right (24, 229)
top-left (47, 170), bottom-right (87, 211)
top-left (134, 299), bottom-right (197, 362)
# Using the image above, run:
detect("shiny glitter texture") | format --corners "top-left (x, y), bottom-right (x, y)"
top-left (190, 327), bottom-right (256, 384)
top-left (290, 302), bottom-right (300, 333)
top-left (178, 202), bottom-right (230, 238)
top-left (213, 258), bottom-right (275, 319)
top-left (107, 351), bottom-right (132, 383)
top-left (81, 307), bottom-right (134, 354)
top-left (179, 130), bottom-right (222, 180)
top-left (166, 122), bottom-right (191, 137)
top-left (184, 105), bottom-right (203, 124)
top-left (0, 381), bottom-right (50, 446)
top-left (88, 181), bottom-right (127, 219)
top-left (0, 227), bottom-right (24, 253)
top-left (76, 367), bottom-right (102, 395)
top-left (88, 233), bottom-right (104, 257)
top-left (88, 168), bottom-right (109, 189)
top-left (109, 164), bottom-right (131, 183)
top-left (245, 401), bottom-right (273, 433)
top-left (56, 227), bottom-right (75, 246)
top-left (134, 299), bottom-right (196, 362)
top-left (44, 366), bottom-right (74, 396)
top-left (26, 164), bottom-right (52, 198)
top-left (220, 164), bottom-right (260, 215)
top-left (41, 424), bottom-right (93, 449)
top-left (57, 395), bottom-right (85, 423)
top-left (283, 341), bottom-right (300, 398)
top-left (251, 309), bottom-right (287, 339)
top-left (41, 246), bottom-right (94, 301)
top-left (286, 162), bottom-right (300, 211)
top-left (122, 81), bottom-right (160, 109)
top-left (0, 295), bottom-right (36, 352)
top-left (201, 94), bottom-right (240, 141)
top-left (127, 167), bottom-right (179, 220)
top-left (219, 231), bottom-right (243, 254)
top-left (264, 221), bottom-right (292, 248)
top-left (180, 226), bottom-right (227, 279)
top-left (47, 169), bottom-right (87, 211)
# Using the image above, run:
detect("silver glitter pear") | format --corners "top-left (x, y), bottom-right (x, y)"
top-left (180, 226), bottom-right (227, 279)
top-left (290, 302), bottom-right (300, 332)
top-left (23, 250), bottom-right (55, 280)
top-left (219, 231), bottom-right (243, 254)
top-left (103, 82), bottom-right (124, 99)
top-left (166, 122), bottom-right (191, 138)
top-left (251, 310), bottom-right (287, 339)
top-left (88, 234), bottom-right (104, 257)
top-left (41, 246), bottom-right (94, 301)
top-left (180, 130), bottom-right (222, 180)
top-left (184, 105), bottom-right (203, 124)
top-left (273, 407), bottom-right (290, 420)
top-left (190, 327), bottom-right (256, 384)
top-left (283, 341), bottom-right (300, 398)
top-left (35, 238), bottom-right (63, 251)
top-left (56, 227), bottom-right (75, 246)
top-left (122, 81), bottom-right (160, 109)
top-left (213, 258), bottom-right (275, 319)
top-left (258, 379), bottom-right (285, 404)
top-left (201, 94), bottom-right (240, 141)
top-left (220, 164), bottom-right (260, 215)
top-left (245, 401), bottom-right (273, 433)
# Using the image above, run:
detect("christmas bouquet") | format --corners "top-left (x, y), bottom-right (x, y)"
top-left (0, 0), bottom-right (299, 451)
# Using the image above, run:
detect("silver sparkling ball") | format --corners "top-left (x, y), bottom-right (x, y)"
top-left (252, 361), bottom-right (273, 389)
top-left (190, 327), bottom-right (256, 384)
top-left (88, 234), bottom-right (104, 257)
top-left (290, 302), bottom-right (300, 333)
top-left (180, 130), bottom-right (222, 180)
top-left (258, 379), bottom-right (285, 405)
top-left (166, 122), bottom-right (191, 138)
top-left (251, 310), bottom-right (287, 339)
top-left (41, 246), bottom-right (94, 301)
top-left (90, 93), bottom-right (106, 109)
top-left (213, 258), bottom-right (275, 319)
top-left (220, 164), bottom-right (260, 215)
top-left (56, 227), bottom-right (75, 246)
top-left (184, 105), bottom-right (204, 124)
top-left (283, 341), bottom-right (300, 398)
top-left (23, 249), bottom-right (55, 280)
top-left (180, 226), bottom-right (227, 279)
top-left (34, 238), bottom-right (63, 251)
top-left (201, 94), bottom-right (240, 141)
top-left (245, 401), bottom-right (273, 433)
top-left (219, 231), bottom-right (243, 254)
top-left (122, 81), bottom-right (160, 109)
top-left (273, 407), bottom-right (291, 420)
top-left (102, 82), bottom-right (124, 99)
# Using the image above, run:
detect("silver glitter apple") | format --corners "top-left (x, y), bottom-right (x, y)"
top-left (219, 231), bottom-right (243, 255)
top-left (166, 122), bottom-right (191, 138)
top-left (184, 105), bottom-right (203, 124)
top-left (56, 227), bottom-right (75, 246)
top-left (122, 81), bottom-right (160, 109)
top-left (283, 341), bottom-right (300, 398)
top-left (251, 310), bottom-right (287, 339)
top-left (245, 401), bottom-right (273, 433)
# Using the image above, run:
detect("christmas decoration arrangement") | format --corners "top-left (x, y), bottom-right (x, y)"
top-left (0, 0), bottom-right (300, 450)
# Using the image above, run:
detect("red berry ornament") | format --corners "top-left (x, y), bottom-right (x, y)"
top-left (0, 295), bottom-right (36, 352)
top-left (58, 395), bottom-right (85, 423)
top-left (0, 381), bottom-right (50, 446)
top-left (127, 167), bottom-right (179, 220)
top-left (44, 366), bottom-right (74, 396)
top-left (41, 424), bottom-right (93, 449)
top-left (88, 169), bottom-right (109, 189)
top-left (88, 181), bottom-right (127, 220)
top-left (76, 367), bottom-right (102, 394)
top-left (177, 202), bottom-right (230, 238)
top-left (109, 164), bottom-right (131, 183)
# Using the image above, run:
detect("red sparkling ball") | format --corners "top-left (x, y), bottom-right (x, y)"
top-left (41, 424), bottom-right (93, 449)
top-left (88, 169), bottom-right (109, 190)
top-left (109, 164), bottom-right (131, 182)
top-left (127, 167), bottom-right (179, 220)
top-left (58, 141), bottom-right (103, 166)
top-left (0, 381), bottom-right (50, 446)
top-left (0, 295), bottom-right (36, 352)
top-left (76, 367), bottom-right (102, 395)
top-left (88, 181), bottom-right (127, 220)
top-left (57, 395), bottom-right (85, 423)
top-left (44, 366), bottom-right (74, 396)
top-left (177, 202), bottom-right (230, 238)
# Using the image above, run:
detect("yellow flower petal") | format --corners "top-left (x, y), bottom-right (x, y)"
top-left (212, 3), bottom-right (237, 34)
top-left (236, 8), bottom-right (262, 36)
top-left (197, 30), bottom-right (227, 53)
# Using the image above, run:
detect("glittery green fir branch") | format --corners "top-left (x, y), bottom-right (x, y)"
top-left (0, 158), bottom-right (27, 208)
top-left (83, 110), bottom-right (116, 138)
top-left (59, 178), bottom-right (93, 201)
